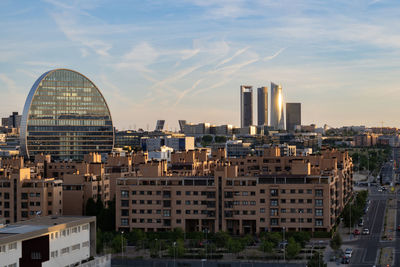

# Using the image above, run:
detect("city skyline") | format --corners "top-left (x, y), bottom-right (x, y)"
top-left (1, 0), bottom-right (400, 130)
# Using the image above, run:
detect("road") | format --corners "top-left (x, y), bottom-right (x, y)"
top-left (344, 160), bottom-right (397, 267)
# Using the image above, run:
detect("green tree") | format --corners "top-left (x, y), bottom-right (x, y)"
top-left (286, 237), bottom-right (301, 259)
top-left (214, 231), bottom-right (231, 248)
top-left (259, 240), bottom-right (274, 253)
top-left (168, 239), bottom-right (185, 258)
top-left (227, 238), bottom-right (244, 254)
top-left (127, 229), bottom-right (146, 247)
top-left (307, 252), bottom-right (327, 267)
top-left (215, 136), bottom-right (227, 143)
top-left (85, 198), bottom-right (97, 216)
top-left (111, 234), bottom-right (123, 253)
top-left (202, 135), bottom-right (213, 144)
top-left (330, 232), bottom-right (342, 251)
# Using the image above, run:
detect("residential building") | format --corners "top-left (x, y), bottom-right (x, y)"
top-left (0, 216), bottom-right (98, 267)
top-left (115, 148), bottom-right (353, 234)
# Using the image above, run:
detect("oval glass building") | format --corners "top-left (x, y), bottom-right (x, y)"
top-left (20, 69), bottom-right (114, 160)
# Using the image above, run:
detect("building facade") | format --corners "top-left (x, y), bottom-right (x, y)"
top-left (20, 69), bottom-right (114, 161)
top-left (286, 103), bottom-right (301, 131)
top-left (257, 87), bottom-right (268, 126)
top-left (240, 85), bottom-right (253, 128)
top-left (0, 216), bottom-right (97, 267)
top-left (270, 83), bottom-right (285, 130)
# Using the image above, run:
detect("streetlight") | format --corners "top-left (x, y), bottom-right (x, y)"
top-left (203, 228), bottom-right (208, 262)
top-left (282, 227), bottom-right (286, 262)
top-left (121, 231), bottom-right (124, 260)
top-left (173, 241), bottom-right (176, 267)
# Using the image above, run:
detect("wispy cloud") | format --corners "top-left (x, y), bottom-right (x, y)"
top-left (264, 47), bottom-right (286, 61)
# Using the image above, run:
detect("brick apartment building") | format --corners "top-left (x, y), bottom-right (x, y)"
top-left (115, 148), bottom-right (353, 234)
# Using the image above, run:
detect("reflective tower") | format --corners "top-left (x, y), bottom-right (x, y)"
top-left (270, 82), bottom-right (285, 130)
top-left (20, 69), bottom-right (114, 160)
top-left (257, 87), bottom-right (268, 126)
top-left (240, 85), bottom-right (253, 128)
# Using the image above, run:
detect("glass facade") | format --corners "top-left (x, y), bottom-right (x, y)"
top-left (20, 69), bottom-right (114, 160)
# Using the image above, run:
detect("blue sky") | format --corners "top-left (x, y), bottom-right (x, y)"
top-left (1, 0), bottom-right (400, 130)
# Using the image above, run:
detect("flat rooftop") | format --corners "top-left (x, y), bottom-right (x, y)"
top-left (0, 216), bottom-right (95, 244)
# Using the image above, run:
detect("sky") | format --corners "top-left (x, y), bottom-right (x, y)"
top-left (1, 0), bottom-right (400, 130)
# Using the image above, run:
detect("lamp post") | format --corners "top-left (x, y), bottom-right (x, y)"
top-left (173, 241), bottom-right (176, 267)
top-left (121, 231), bottom-right (124, 260)
top-left (282, 227), bottom-right (286, 262)
top-left (203, 228), bottom-right (208, 262)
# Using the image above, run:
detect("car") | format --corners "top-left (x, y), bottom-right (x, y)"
top-left (362, 228), bottom-right (370, 235)
top-left (378, 188), bottom-right (383, 192)
top-left (397, 225), bottom-right (400, 231)
top-left (342, 255), bottom-right (350, 264)
top-left (358, 219), bottom-right (364, 226)
top-left (345, 248), bottom-right (353, 258)
top-left (353, 229), bottom-right (360, 235)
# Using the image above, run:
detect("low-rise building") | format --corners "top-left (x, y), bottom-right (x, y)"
top-left (0, 216), bottom-right (97, 267)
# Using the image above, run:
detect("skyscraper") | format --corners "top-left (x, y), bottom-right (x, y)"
top-left (257, 87), bottom-right (268, 126)
top-left (270, 83), bottom-right (285, 130)
top-left (240, 85), bottom-right (253, 127)
top-left (286, 103), bottom-right (301, 131)
top-left (20, 69), bottom-right (114, 160)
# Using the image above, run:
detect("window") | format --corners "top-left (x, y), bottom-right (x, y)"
top-left (281, 189), bottom-right (286, 194)
top-left (250, 191), bottom-right (256, 196)
top-left (307, 199), bottom-right (312, 204)
top-left (82, 224), bottom-right (89, 231)
top-left (315, 189), bottom-right (323, 197)
top-left (270, 189), bottom-right (278, 196)
top-left (250, 201), bottom-right (256, 205)
top-left (307, 189), bottom-right (312, 194)
top-left (61, 247), bottom-right (70, 254)
top-left (281, 208), bottom-right (286, 213)
top-left (163, 210), bottom-right (171, 217)
top-left (176, 200), bottom-right (181, 205)
top-left (281, 218), bottom-right (286, 223)
top-left (290, 208), bottom-right (296, 213)
top-left (270, 199), bottom-right (278, 206)
top-left (185, 200), bottom-right (191, 205)
top-left (307, 218), bottom-right (312, 223)
top-left (290, 199), bottom-right (296, 204)
top-left (82, 241), bottom-right (89, 247)
top-left (72, 244), bottom-right (80, 251)
top-left (280, 199), bottom-right (286, 204)
top-left (242, 192), bottom-right (248, 196)
top-left (260, 218), bottom-right (265, 222)
top-left (147, 191), bottom-right (152, 195)
top-left (298, 189), bottom-right (304, 194)
top-left (176, 191), bottom-right (181, 195)
top-left (8, 243), bottom-right (17, 250)
top-left (186, 191), bottom-right (191, 196)
top-left (132, 191), bottom-right (136, 195)
top-left (140, 191), bottom-right (145, 195)
top-left (298, 199), bottom-right (304, 204)
top-left (290, 218), bottom-right (296, 223)
top-left (290, 189), bottom-right (296, 194)
top-left (298, 209), bottom-right (304, 213)
top-left (121, 190), bottom-right (129, 198)
top-left (315, 219), bottom-right (323, 226)
top-left (51, 250), bottom-right (58, 258)
top-left (176, 219), bottom-right (181, 224)
top-left (260, 189), bottom-right (265, 194)
top-left (31, 252), bottom-right (41, 260)
top-left (315, 199), bottom-right (323, 207)
top-left (307, 209), bottom-right (313, 214)
top-left (315, 209), bottom-right (323, 216)
top-left (260, 208), bottom-right (265, 213)
top-left (176, 210), bottom-right (181, 214)
top-left (243, 201), bottom-right (248, 205)
top-left (270, 209), bottom-right (278, 216)
top-left (270, 218), bottom-right (278, 226)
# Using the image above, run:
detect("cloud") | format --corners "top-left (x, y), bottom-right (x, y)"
top-left (264, 47), bottom-right (286, 61)
top-left (216, 46), bottom-right (249, 67)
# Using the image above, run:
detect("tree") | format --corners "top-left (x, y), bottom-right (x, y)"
top-left (227, 238), bottom-right (244, 254)
top-left (168, 239), bottom-right (185, 258)
top-left (330, 232), bottom-right (342, 251)
top-left (307, 252), bottom-right (327, 267)
top-left (202, 135), bottom-right (213, 143)
top-left (259, 240), bottom-right (274, 253)
top-left (214, 231), bottom-right (231, 248)
top-left (286, 237), bottom-right (301, 259)
top-left (215, 136), bottom-right (227, 143)
top-left (127, 229), bottom-right (146, 247)
top-left (111, 234), bottom-right (123, 253)
top-left (85, 198), bottom-right (97, 216)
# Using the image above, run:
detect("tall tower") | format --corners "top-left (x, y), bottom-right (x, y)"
top-left (257, 87), bottom-right (268, 126)
top-left (270, 83), bottom-right (285, 130)
top-left (240, 85), bottom-right (253, 128)
top-left (286, 103), bottom-right (301, 131)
